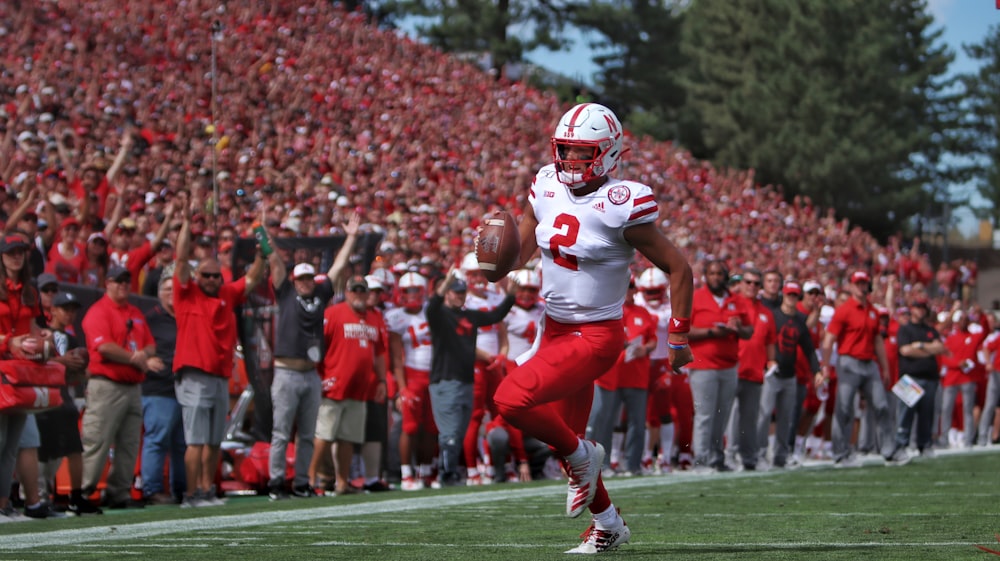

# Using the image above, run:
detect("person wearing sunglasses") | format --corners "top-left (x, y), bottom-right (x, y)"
top-left (171, 206), bottom-right (266, 508)
top-left (725, 268), bottom-right (776, 472)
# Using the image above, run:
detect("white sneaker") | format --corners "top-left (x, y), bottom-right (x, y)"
top-left (834, 454), bottom-right (861, 469)
top-left (179, 494), bottom-right (206, 509)
top-left (565, 520), bottom-right (631, 554)
top-left (884, 448), bottom-right (912, 466)
top-left (400, 477), bottom-right (425, 491)
top-left (565, 440), bottom-right (605, 518)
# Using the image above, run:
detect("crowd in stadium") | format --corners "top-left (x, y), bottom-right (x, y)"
top-left (0, 1), bottom-right (997, 524)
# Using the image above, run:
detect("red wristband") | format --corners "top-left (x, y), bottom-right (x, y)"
top-left (668, 317), bottom-right (690, 334)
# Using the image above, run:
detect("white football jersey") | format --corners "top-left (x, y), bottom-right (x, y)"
top-left (505, 302), bottom-right (545, 360)
top-left (530, 165), bottom-right (658, 323)
top-left (384, 306), bottom-right (433, 371)
top-left (640, 299), bottom-right (672, 360)
top-left (465, 290), bottom-right (507, 356)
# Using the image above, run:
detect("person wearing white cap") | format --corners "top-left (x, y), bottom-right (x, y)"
top-left (262, 213), bottom-right (361, 500)
top-left (787, 279), bottom-right (826, 464)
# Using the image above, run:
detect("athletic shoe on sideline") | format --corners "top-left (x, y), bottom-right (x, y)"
top-left (565, 440), bottom-right (604, 518)
top-left (68, 496), bottom-right (103, 515)
top-left (834, 454), bottom-right (861, 469)
top-left (884, 447), bottom-right (912, 466)
top-left (291, 484), bottom-right (317, 498)
top-left (180, 494), bottom-right (205, 508)
top-left (269, 486), bottom-right (290, 501)
top-left (0, 505), bottom-right (28, 522)
top-left (363, 480), bottom-right (393, 493)
top-left (24, 503), bottom-right (68, 519)
top-left (400, 477), bottom-right (425, 491)
top-left (199, 486), bottom-right (226, 506)
top-left (565, 518), bottom-right (631, 554)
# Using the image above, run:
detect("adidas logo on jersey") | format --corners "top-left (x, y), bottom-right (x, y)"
top-left (592, 201), bottom-right (605, 212)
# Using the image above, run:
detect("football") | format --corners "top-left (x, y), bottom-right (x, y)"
top-left (476, 210), bottom-right (520, 283)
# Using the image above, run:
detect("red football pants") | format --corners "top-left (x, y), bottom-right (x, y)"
top-left (494, 317), bottom-right (623, 515)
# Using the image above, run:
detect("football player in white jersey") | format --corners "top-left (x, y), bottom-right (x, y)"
top-left (385, 272), bottom-right (437, 491)
top-left (460, 252), bottom-right (510, 485)
top-left (490, 103), bottom-right (693, 554)
top-left (635, 267), bottom-right (680, 473)
top-left (505, 268), bottom-right (545, 361)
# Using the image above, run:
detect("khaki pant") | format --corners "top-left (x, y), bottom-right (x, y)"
top-left (81, 377), bottom-right (142, 503)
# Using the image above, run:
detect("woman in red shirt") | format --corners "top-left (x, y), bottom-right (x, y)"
top-left (0, 234), bottom-right (51, 520)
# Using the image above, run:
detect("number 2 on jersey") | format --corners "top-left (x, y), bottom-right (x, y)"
top-left (549, 213), bottom-right (580, 271)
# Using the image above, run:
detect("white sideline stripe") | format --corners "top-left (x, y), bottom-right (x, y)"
top-left (3, 486), bottom-right (562, 551)
top-left (4, 446), bottom-right (999, 551)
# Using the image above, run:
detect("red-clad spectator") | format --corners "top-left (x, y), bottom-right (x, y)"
top-left (310, 275), bottom-right (387, 496)
top-left (686, 260), bottom-right (753, 471)
top-left (45, 217), bottom-right (86, 283)
top-left (939, 310), bottom-right (989, 449)
top-left (172, 206), bottom-right (266, 508)
top-left (79, 265), bottom-right (161, 509)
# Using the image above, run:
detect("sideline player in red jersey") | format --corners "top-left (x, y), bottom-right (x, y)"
top-left (490, 103), bottom-right (694, 554)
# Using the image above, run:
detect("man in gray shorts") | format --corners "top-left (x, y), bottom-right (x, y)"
top-left (172, 206), bottom-right (266, 507)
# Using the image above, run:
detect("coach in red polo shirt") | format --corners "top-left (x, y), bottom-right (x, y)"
top-left (818, 271), bottom-right (908, 467)
top-left (172, 209), bottom-right (266, 507)
top-left (81, 265), bottom-right (162, 508)
top-left (686, 261), bottom-right (753, 471)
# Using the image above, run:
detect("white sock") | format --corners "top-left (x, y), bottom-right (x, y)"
top-left (418, 464), bottom-right (432, 478)
top-left (593, 504), bottom-right (621, 530)
top-left (467, 466), bottom-right (480, 478)
top-left (661, 423), bottom-right (675, 459)
top-left (401, 465), bottom-right (414, 479)
top-left (610, 432), bottom-right (625, 465)
top-left (565, 439), bottom-right (587, 464)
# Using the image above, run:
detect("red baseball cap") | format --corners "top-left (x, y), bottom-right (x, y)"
top-left (782, 282), bottom-right (803, 296)
top-left (850, 271), bottom-right (871, 284)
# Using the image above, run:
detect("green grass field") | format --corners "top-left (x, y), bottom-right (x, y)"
top-left (1, 448), bottom-right (998, 560)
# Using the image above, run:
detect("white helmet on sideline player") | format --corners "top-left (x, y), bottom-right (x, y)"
top-left (460, 251), bottom-right (480, 272)
top-left (636, 267), bottom-right (668, 305)
top-left (397, 272), bottom-right (428, 312)
top-left (551, 103), bottom-right (624, 190)
top-left (511, 269), bottom-right (541, 309)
